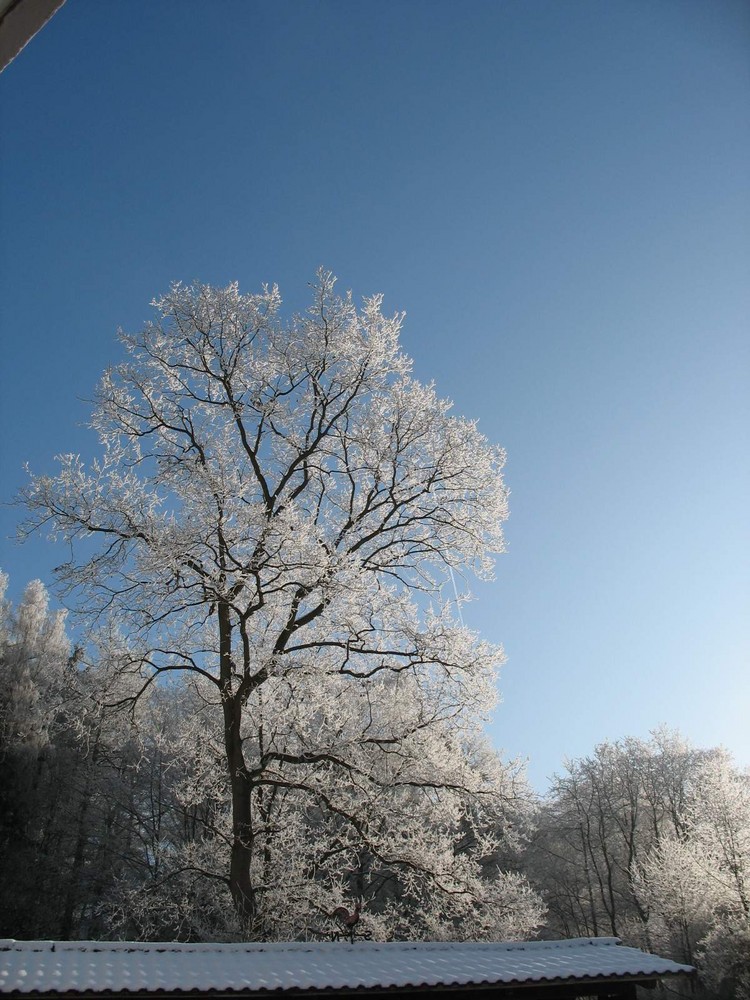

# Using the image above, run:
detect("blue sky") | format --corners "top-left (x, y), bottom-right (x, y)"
top-left (1, 0), bottom-right (748, 791)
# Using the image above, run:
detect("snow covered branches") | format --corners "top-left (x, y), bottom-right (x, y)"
top-left (19, 273), bottom-right (537, 940)
top-left (527, 729), bottom-right (750, 995)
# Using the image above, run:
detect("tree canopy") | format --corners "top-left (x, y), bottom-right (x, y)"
top-left (19, 272), bottom-right (539, 941)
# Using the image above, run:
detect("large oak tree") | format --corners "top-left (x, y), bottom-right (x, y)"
top-left (21, 272), bottom-right (538, 939)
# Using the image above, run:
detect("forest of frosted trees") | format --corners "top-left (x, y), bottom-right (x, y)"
top-left (2, 574), bottom-right (748, 997)
top-left (1, 278), bottom-right (748, 998)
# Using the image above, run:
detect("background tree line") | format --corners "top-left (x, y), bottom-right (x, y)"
top-left (2, 573), bottom-right (747, 997)
top-left (528, 729), bottom-right (750, 998)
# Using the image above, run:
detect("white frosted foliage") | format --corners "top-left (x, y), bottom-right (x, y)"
top-left (20, 272), bottom-right (536, 940)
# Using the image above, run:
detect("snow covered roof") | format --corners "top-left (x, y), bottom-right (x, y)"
top-left (0, 937), bottom-right (694, 997)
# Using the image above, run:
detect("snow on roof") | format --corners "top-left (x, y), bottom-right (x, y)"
top-left (0, 937), bottom-right (694, 996)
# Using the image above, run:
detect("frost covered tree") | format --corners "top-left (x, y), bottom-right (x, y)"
top-left (0, 573), bottom-right (70, 755)
top-left (526, 730), bottom-right (713, 943)
top-left (0, 574), bottom-right (134, 938)
top-left (0, 573), bottom-right (76, 936)
top-left (526, 730), bottom-right (750, 998)
top-left (21, 272), bottom-right (540, 940)
top-left (635, 751), bottom-right (750, 991)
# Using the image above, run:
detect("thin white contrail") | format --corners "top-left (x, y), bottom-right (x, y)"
top-left (449, 564), bottom-right (465, 627)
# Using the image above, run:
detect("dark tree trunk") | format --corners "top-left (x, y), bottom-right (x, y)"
top-left (219, 600), bottom-right (256, 929)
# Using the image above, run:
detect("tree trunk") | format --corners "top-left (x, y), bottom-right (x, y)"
top-left (219, 600), bottom-right (256, 930)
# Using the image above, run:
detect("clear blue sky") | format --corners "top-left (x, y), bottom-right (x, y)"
top-left (1, 0), bottom-right (748, 791)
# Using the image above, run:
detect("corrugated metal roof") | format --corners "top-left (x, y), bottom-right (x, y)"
top-left (0, 937), bottom-right (694, 996)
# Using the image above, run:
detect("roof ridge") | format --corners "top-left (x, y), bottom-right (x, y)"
top-left (1, 937), bottom-right (624, 954)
